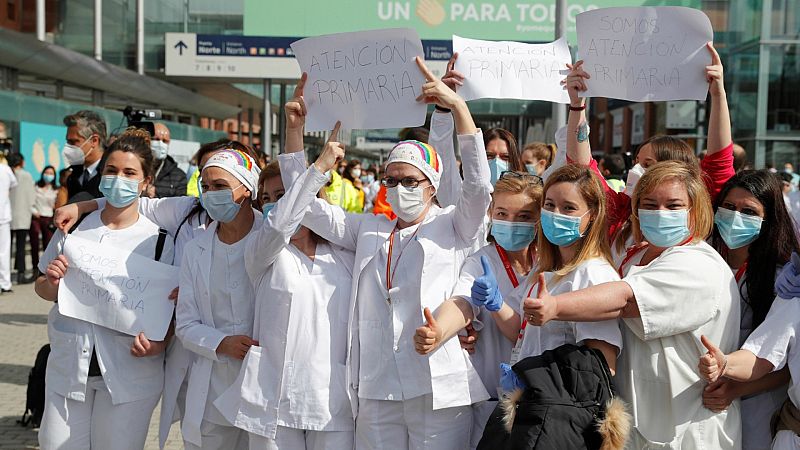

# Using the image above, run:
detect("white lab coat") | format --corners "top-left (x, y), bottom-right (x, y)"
top-left (743, 296), bottom-right (800, 450)
top-left (175, 213), bottom-right (262, 447)
top-left (293, 130), bottom-right (493, 416)
top-left (214, 164), bottom-right (355, 439)
top-left (617, 241), bottom-right (741, 449)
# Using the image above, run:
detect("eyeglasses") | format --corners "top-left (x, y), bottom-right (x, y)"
top-left (381, 177), bottom-right (431, 189)
top-left (499, 170), bottom-right (543, 185)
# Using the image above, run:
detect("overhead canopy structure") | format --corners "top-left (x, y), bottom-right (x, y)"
top-left (0, 27), bottom-right (240, 120)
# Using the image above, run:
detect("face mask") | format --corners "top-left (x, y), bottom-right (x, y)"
top-left (262, 202), bottom-right (275, 219)
top-left (62, 142), bottom-right (87, 166)
top-left (337, 167), bottom-right (345, 175)
top-left (43, 174), bottom-right (55, 183)
top-left (714, 207), bottom-right (763, 249)
top-left (540, 209), bottom-right (587, 246)
top-left (360, 175), bottom-right (373, 184)
top-left (488, 158), bottom-right (508, 186)
top-left (98, 175), bottom-right (141, 208)
top-left (525, 164), bottom-right (540, 176)
top-left (491, 219), bottom-right (537, 251)
top-left (350, 168), bottom-right (362, 179)
top-left (638, 209), bottom-right (691, 248)
top-left (624, 163), bottom-right (646, 197)
top-left (151, 141), bottom-right (169, 160)
top-left (203, 186), bottom-right (244, 223)
top-left (386, 185), bottom-right (431, 223)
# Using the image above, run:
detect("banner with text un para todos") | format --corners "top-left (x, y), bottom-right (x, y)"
top-left (453, 35), bottom-right (571, 103)
top-left (58, 235), bottom-right (179, 341)
top-left (576, 7), bottom-right (713, 102)
top-left (291, 28), bottom-right (428, 131)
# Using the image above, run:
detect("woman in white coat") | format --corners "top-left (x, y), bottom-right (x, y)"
top-left (34, 128), bottom-right (175, 449)
top-left (283, 58), bottom-right (492, 450)
top-left (175, 149), bottom-right (262, 450)
top-left (217, 121), bottom-right (357, 449)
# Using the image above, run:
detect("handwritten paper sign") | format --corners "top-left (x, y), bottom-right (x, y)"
top-left (576, 7), bottom-right (713, 102)
top-left (58, 235), bottom-right (178, 340)
top-left (291, 28), bottom-right (427, 131)
top-left (453, 36), bottom-right (571, 103)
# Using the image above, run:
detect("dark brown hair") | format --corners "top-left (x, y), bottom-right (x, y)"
top-left (484, 128), bottom-right (524, 172)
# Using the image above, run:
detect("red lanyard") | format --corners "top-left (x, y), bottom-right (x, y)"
top-left (385, 226), bottom-right (421, 295)
top-left (616, 237), bottom-right (694, 277)
top-left (494, 243), bottom-right (520, 288)
top-left (735, 262), bottom-right (748, 284)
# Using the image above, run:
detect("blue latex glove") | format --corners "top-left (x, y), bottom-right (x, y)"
top-left (776, 252), bottom-right (800, 299)
top-left (470, 255), bottom-right (504, 312)
top-left (499, 363), bottom-right (527, 393)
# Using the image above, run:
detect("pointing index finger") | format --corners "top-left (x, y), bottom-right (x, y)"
top-left (707, 42), bottom-right (721, 66)
top-left (294, 72), bottom-right (307, 98)
top-left (328, 121), bottom-right (342, 143)
top-left (446, 52), bottom-right (459, 72)
top-left (415, 56), bottom-right (436, 82)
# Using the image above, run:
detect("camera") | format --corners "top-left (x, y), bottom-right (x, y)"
top-left (123, 106), bottom-right (162, 137)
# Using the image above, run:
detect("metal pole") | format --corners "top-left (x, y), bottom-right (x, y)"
top-left (754, 0), bottom-right (772, 169)
top-left (136, 0), bottom-right (144, 74)
top-left (237, 110), bottom-right (243, 142)
top-left (94, 0), bottom-right (102, 60)
top-left (248, 107), bottom-right (254, 147)
top-left (35, 0), bottom-right (45, 41)
top-left (183, 0), bottom-right (189, 32)
top-left (278, 83), bottom-right (287, 153)
top-left (262, 79), bottom-right (273, 158)
top-left (551, 0), bottom-right (568, 130)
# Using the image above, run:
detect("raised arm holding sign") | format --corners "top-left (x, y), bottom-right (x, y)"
top-left (576, 6), bottom-right (714, 102)
top-left (290, 28), bottom-right (427, 131)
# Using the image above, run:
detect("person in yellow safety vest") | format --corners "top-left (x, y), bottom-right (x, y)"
top-left (323, 168), bottom-right (361, 213)
top-left (186, 168), bottom-right (200, 197)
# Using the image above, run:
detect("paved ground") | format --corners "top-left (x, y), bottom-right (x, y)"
top-left (0, 282), bottom-right (183, 449)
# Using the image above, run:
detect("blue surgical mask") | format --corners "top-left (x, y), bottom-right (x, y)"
top-left (491, 219), bottom-right (537, 251)
top-left (525, 164), bottom-right (539, 176)
top-left (540, 209), bottom-right (587, 246)
top-left (262, 202), bottom-right (276, 219)
top-left (43, 174), bottom-right (55, 183)
top-left (638, 209), bottom-right (691, 248)
top-left (714, 207), bottom-right (763, 249)
top-left (98, 175), bottom-right (141, 208)
top-left (488, 158), bottom-right (508, 186)
top-left (202, 186), bottom-right (244, 223)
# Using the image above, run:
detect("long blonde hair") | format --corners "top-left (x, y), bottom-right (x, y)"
top-left (630, 161), bottom-right (713, 244)
top-left (535, 165), bottom-right (613, 281)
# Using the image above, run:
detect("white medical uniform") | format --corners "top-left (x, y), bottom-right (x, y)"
top-left (743, 296), bottom-right (800, 450)
top-left (0, 164), bottom-right (16, 290)
top-left (616, 241), bottom-right (741, 449)
top-left (176, 213), bottom-right (262, 450)
top-left (214, 164), bottom-right (356, 450)
top-left (449, 243), bottom-right (523, 448)
top-left (289, 129), bottom-right (493, 450)
top-left (37, 209), bottom-right (175, 450)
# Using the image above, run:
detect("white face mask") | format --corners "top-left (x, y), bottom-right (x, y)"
top-left (350, 168), bottom-right (362, 179)
top-left (151, 140), bottom-right (169, 160)
top-left (62, 142), bottom-right (88, 166)
top-left (386, 185), bottom-right (431, 223)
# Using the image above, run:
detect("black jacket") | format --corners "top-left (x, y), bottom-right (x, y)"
top-left (153, 156), bottom-right (187, 198)
top-left (478, 344), bottom-right (630, 450)
top-left (66, 153), bottom-right (107, 203)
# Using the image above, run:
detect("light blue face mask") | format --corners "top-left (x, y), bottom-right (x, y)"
top-left (488, 158), bottom-right (508, 186)
top-left (491, 219), bottom-right (537, 251)
top-left (638, 209), bottom-right (691, 248)
top-left (202, 186), bottom-right (244, 223)
top-left (262, 202), bottom-right (276, 219)
top-left (525, 164), bottom-right (540, 176)
top-left (43, 174), bottom-right (55, 183)
top-left (540, 209), bottom-right (587, 246)
top-left (714, 207), bottom-right (763, 249)
top-left (98, 175), bottom-right (141, 208)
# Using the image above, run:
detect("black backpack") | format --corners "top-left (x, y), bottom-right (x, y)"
top-left (18, 344), bottom-right (50, 427)
top-left (478, 344), bottom-right (631, 450)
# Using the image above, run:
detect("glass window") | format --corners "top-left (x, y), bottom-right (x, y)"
top-left (767, 44), bottom-right (800, 132)
top-left (771, 0), bottom-right (799, 38)
top-left (766, 140), bottom-right (800, 170)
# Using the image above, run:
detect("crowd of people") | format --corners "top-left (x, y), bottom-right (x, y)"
top-left (10, 42), bottom-right (800, 450)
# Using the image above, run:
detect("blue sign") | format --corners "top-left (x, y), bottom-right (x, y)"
top-left (19, 122), bottom-right (67, 182)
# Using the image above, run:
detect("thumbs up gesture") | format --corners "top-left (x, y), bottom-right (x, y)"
top-left (470, 255), bottom-right (504, 312)
top-left (523, 273), bottom-right (557, 326)
top-left (414, 307), bottom-right (442, 355)
top-left (698, 335), bottom-right (728, 383)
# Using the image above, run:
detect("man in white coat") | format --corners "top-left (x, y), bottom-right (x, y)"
top-left (0, 156), bottom-right (17, 293)
top-left (8, 153), bottom-right (35, 285)
top-left (289, 58), bottom-right (492, 450)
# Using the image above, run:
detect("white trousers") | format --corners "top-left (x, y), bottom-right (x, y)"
top-left (0, 222), bottom-right (10, 289)
top-left (355, 394), bottom-right (471, 450)
top-left (469, 400), bottom-right (497, 450)
top-left (773, 430), bottom-right (800, 450)
top-left (249, 426), bottom-right (354, 450)
top-left (38, 377), bottom-right (159, 450)
top-left (184, 420), bottom-right (248, 450)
